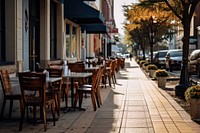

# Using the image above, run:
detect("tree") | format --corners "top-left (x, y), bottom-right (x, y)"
top-left (123, 2), bottom-right (175, 61)
top-left (143, 0), bottom-right (200, 97)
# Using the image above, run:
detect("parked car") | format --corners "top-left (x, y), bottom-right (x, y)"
top-left (146, 51), bottom-right (158, 64)
top-left (153, 50), bottom-right (169, 68)
top-left (189, 49), bottom-right (200, 78)
top-left (165, 49), bottom-right (182, 72)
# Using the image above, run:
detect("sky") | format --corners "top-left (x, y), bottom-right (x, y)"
top-left (114, 0), bottom-right (139, 37)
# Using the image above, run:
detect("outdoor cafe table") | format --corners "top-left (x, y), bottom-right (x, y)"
top-left (62, 72), bottom-right (93, 111)
top-left (84, 66), bottom-right (100, 71)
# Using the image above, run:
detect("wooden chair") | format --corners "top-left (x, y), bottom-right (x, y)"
top-left (18, 72), bottom-right (56, 131)
top-left (102, 60), bottom-right (112, 88)
top-left (74, 69), bottom-right (100, 111)
top-left (95, 65), bottom-right (105, 105)
top-left (82, 65), bottom-right (105, 107)
top-left (110, 60), bottom-right (117, 86)
top-left (0, 69), bottom-right (22, 119)
top-left (46, 68), bottom-right (63, 117)
top-left (68, 62), bottom-right (86, 86)
top-left (48, 65), bottom-right (70, 109)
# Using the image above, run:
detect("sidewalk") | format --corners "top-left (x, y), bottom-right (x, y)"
top-left (0, 59), bottom-right (200, 132)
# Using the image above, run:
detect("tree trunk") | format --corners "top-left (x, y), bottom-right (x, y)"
top-left (179, 18), bottom-right (190, 86)
top-left (175, 16), bottom-right (190, 97)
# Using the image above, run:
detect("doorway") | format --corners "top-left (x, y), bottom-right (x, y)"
top-left (29, 0), bottom-right (40, 71)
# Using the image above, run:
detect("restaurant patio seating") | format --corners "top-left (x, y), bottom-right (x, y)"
top-left (82, 65), bottom-right (105, 106)
top-left (18, 72), bottom-right (56, 131)
top-left (46, 68), bottom-right (63, 117)
top-left (74, 68), bottom-right (100, 111)
top-left (110, 59), bottom-right (117, 86)
top-left (0, 69), bottom-right (22, 119)
top-left (102, 60), bottom-right (112, 88)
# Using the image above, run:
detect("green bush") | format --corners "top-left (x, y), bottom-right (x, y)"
top-left (153, 69), bottom-right (169, 77)
top-left (139, 60), bottom-right (146, 67)
top-left (144, 63), bottom-right (149, 66)
top-left (147, 64), bottom-right (158, 70)
top-left (185, 85), bottom-right (200, 102)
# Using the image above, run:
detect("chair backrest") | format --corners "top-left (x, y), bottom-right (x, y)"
top-left (18, 72), bottom-right (46, 104)
top-left (95, 65), bottom-right (105, 92)
top-left (46, 68), bottom-right (63, 78)
top-left (0, 69), bottom-right (13, 95)
top-left (68, 62), bottom-right (85, 72)
top-left (111, 60), bottom-right (117, 74)
top-left (91, 68), bottom-right (101, 92)
top-left (46, 68), bottom-right (63, 91)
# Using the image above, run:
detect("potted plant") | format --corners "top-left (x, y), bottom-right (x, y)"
top-left (185, 85), bottom-right (200, 120)
top-left (139, 60), bottom-right (146, 68)
top-left (143, 63), bottom-right (149, 71)
top-left (154, 69), bottom-right (169, 88)
top-left (147, 64), bottom-right (158, 78)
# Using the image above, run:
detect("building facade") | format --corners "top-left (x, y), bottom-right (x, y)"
top-left (0, 0), bottom-right (113, 74)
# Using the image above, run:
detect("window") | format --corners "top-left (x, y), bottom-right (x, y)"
top-left (0, 0), bottom-right (5, 62)
top-left (71, 26), bottom-right (77, 57)
top-left (66, 24), bottom-right (70, 58)
top-left (50, 1), bottom-right (57, 60)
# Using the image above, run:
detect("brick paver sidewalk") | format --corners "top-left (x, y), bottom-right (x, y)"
top-left (86, 60), bottom-right (200, 133)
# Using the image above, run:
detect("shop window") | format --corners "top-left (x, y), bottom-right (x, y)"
top-left (72, 26), bottom-right (77, 57)
top-left (0, 0), bottom-right (5, 62)
top-left (50, 1), bottom-right (57, 60)
top-left (66, 24), bottom-right (70, 58)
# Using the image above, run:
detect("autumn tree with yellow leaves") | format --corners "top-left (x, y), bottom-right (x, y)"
top-left (123, 1), bottom-right (176, 61)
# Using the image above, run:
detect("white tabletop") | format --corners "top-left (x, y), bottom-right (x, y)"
top-left (84, 66), bottom-right (100, 70)
top-left (47, 77), bottom-right (62, 83)
top-left (63, 72), bottom-right (92, 78)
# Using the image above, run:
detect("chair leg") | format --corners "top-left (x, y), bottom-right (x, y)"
top-left (33, 106), bottom-right (36, 125)
top-left (113, 73), bottom-right (117, 84)
top-left (104, 76), bottom-right (107, 88)
top-left (78, 92), bottom-right (83, 109)
top-left (95, 92), bottom-right (100, 108)
top-left (96, 89), bottom-right (102, 105)
top-left (51, 100), bottom-right (56, 126)
top-left (108, 75), bottom-right (112, 87)
top-left (57, 93), bottom-right (61, 117)
top-left (43, 106), bottom-right (47, 132)
top-left (0, 99), bottom-right (6, 119)
top-left (19, 105), bottom-right (25, 131)
top-left (65, 87), bottom-right (69, 107)
top-left (91, 92), bottom-right (97, 111)
top-left (74, 91), bottom-right (79, 110)
top-left (9, 99), bottom-right (13, 118)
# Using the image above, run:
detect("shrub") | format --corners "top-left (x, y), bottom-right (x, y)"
top-left (185, 85), bottom-right (200, 102)
top-left (147, 64), bottom-right (158, 70)
top-left (154, 69), bottom-right (169, 77)
top-left (144, 63), bottom-right (149, 66)
top-left (139, 60), bottom-right (146, 67)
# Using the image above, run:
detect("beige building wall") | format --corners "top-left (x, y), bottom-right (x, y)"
top-left (16, 0), bottom-right (23, 72)
top-left (56, 4), bottom-right (65, 60)
top-left (40, 0), bottom-right (50, 68)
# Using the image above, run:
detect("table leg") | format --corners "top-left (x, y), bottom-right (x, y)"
top-left (70, 78), bottom-right (74, 107)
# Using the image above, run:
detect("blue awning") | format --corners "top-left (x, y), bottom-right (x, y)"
top-left (81, 24), bottom-right (108, 34)
top-left (64, 0), bottom-right (104, 24)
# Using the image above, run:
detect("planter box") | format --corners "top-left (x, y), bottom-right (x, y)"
top-left (149, 70), bottom-right (155, 78)
top-left (157, 77), bottom-right (166, 88)
top-left (190, 99), bottom-right (200, 120)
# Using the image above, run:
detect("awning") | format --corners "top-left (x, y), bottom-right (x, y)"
top-left (64, 0), bottom-right (104, 24)
top-left (81, 24), bottom-right (108, 34)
